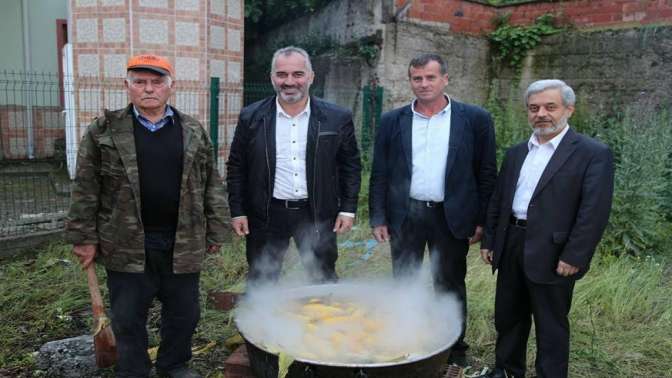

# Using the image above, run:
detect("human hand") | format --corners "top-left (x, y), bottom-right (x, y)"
top-left (469, 226), bottom-right (483, 245)
top-left (73, 244), bottom-right (97, 269)
top-left (333, 215), bottom-right (354, 234)
top-left (372, 225), bottom-right (390, 243)
top-left (231, 217), bottom-right (249, 236)
top-left (480, 249), bottom-right (493, 265)
top-left (556, 260), bottom-right (579, 277)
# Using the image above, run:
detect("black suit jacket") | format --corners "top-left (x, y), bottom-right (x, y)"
top-left (482, 128), bottom-right (614, 284)
top-left (369, 100), bottom-right (497, 239)
top-left (226, 96), bottom-right (362, 226)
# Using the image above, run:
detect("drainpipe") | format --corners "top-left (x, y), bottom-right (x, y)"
top-left (22, 0), bottom-right (35, 159)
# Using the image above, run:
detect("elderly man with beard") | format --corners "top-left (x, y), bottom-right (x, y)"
top-left (478, 80), bottom-right (614, 378)
top-left (226, 46), bottom-right (362, 285)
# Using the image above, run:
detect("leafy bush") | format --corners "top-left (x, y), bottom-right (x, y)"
top-left (592, 109), bottom-right (672, 256)
top-left (489, 13), bottom-right (564, 73)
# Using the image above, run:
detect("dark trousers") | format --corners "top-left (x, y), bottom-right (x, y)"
top-left (106, 231), bottom-right (201, 378)
top-left (494, 225), bottom-right (575, 378)
top-left (245, 200), bottom-right (338, 286)
top-left (389, 199), bottom-right (470, 352)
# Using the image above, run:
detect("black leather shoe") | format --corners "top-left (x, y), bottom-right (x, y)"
top-left (475, 368), bottom-right (511, 378)
top-left (157, 366), bottom-right (202, 378)
top-left (447, 350), bottom-right (468, 367)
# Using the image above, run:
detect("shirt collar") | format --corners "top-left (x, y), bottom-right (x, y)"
top-left (132, 105), bottom-right (174, 122)
top-left (528, 124), bottom-right (570, 150)
top-left (411, 94), bottom-right (451, 119)
top-left (276, 97), bottom-right (311, 119)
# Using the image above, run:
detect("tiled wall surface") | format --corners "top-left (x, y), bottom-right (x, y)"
top-left (70, 0), bottom-right (244, 172)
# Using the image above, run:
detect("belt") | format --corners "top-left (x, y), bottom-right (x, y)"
top-left (272, 197), bottom-right (309, 209)
top-left (510, 215), bottom-right (527, 228)
top-left (410, 198), bottom-right (443, 208)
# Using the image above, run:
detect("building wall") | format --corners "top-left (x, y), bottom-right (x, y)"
top-left (0, 1), bottom-right (25, 72)
top-left (29, 0), bottom-right (69, 74)
top-left (69, 0), bottom-right (244, 173)
top-left (0, 0), bottom-right (68, 74)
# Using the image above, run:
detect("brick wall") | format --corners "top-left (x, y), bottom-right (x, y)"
top-left (0, 106), bottom-right (65, 159)
top-left (69, 0), bottom-right (244, 174)
top-left (396, 0), bottom-right (672, 35)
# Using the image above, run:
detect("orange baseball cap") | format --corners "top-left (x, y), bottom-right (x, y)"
top-left (126, 54), bottom-right (174, 77)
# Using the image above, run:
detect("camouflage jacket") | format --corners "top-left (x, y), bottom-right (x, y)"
top-left (65, 104), bottom-right (229, 273)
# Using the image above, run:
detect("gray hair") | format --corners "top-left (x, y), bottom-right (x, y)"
top-left (270, 46), bottom-right (313, 74)
top-left (126, 72), bottom-right (173, 88)
top-left (525, 79), bottom-right (576, 107)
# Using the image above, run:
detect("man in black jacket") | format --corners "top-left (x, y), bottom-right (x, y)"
top-left (478, 80), bottom-right (614, 378)
top-left (368, 53), bottom-right (497, 363)
top-left (226, 46), bottom-right (362, 286)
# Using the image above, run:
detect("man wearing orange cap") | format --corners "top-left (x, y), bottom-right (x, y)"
top-left (65, 54), bottom-right (228, 378)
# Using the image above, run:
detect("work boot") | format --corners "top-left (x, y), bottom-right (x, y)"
top-left (156, 366), bottom-right (202, 378)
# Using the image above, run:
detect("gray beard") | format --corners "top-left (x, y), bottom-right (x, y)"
top-left (531, 116), bottom-right (569, 137)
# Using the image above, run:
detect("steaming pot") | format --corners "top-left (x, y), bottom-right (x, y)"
top-left (235, 283), bottom-right (458, 378)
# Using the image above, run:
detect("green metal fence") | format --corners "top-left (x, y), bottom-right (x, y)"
top-left (0, 71), bottom-right (212, 240)
top-left (0, 74), bottom-right (383, 242)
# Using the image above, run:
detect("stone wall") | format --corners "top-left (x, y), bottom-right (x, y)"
top-left (249, 0), bottom-right (392, 52)
top-left (249, 0), bottom-right (672, 119)
top-left (377, 21), bottom-right (491, 110)
top-left (493, 26), bottom-right (672, 112)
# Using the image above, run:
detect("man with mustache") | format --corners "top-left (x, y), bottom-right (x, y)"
top-left (369, 53), bottom-right (497, 366)
top-left (478, 80), bottom-right (614, 378)
top-left (226, 46), bottom-right (362, 285)
top-left (66, 54), bottom-right (228, 378)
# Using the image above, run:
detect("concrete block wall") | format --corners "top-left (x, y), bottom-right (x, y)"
top-left (69, 0), bottom-right (244, 174)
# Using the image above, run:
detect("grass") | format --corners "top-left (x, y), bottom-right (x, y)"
top-left (1, 233), bottom-right (671, 377)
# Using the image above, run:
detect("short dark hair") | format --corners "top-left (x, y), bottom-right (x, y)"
top-left (408, 53), bottom-right (448, 77)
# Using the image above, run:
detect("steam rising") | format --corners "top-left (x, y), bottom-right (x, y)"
top-left (235, 277), bottom-right (462, 365)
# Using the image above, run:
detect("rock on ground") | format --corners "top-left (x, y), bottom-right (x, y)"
top-left (37, 335), bottom-right (98, 377)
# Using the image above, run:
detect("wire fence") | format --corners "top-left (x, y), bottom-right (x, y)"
top-left (0, 72), bottom-right (382, 243)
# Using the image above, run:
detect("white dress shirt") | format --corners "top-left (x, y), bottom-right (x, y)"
top-left (409, 97), bottom-right (452, 202)
top-left (273, 98), bottom-right (310, 200)
top-left (512, 125), bottom-right (570, 219)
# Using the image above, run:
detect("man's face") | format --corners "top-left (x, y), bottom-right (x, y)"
top-left (409, 60), bottom-right (449, 104)
top-left (527, 88), bottom-right (575, 141)
top-left (125, 70), bottom-right (174, 113)
top-left (271, 52), bottom-right (314, 104)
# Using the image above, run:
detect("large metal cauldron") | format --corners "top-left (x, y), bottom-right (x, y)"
top-left (235, 283), bottom-right (459, 378)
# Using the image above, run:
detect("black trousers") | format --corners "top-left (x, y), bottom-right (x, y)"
top-left (106, 231), bottom-right (200, 378)
top-left (245, 200), bottom-right (338, 286)
top-left (494, 224), bottom-right (575, 378)
top-left (389, 199), bottom-right (470, 352)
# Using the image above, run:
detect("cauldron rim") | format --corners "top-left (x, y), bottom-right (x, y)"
top-left (234, 282), bottom-right (460, 368)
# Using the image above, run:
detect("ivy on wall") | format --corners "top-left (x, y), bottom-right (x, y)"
top-left (489, 13), bottom-right (564, 73)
